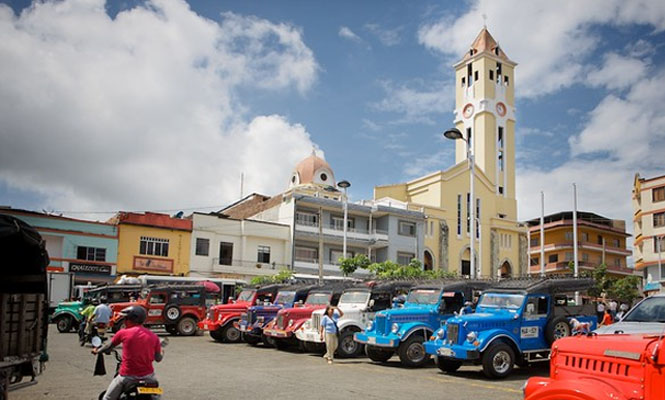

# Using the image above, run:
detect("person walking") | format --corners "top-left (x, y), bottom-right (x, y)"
top-left (616, 303), bottom-right (629, 320)
top-left (608, 299), bottom-right (618, 319)
top-left (596, 300), bottom-right (605, 322)
top-left (319, 305), bottom-right (344, 364)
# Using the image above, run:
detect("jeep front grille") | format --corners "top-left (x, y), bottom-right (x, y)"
top-left (277, 315), bottom-right (284, 329)
top-left (563, 355), bottom-right (632, 376)
top-left (312, 314), bottom-right (321, 331)
top-left (375, 315), bottom-right (386, 334)
top-left (246, 311), bottom-right (254, 325)
top-left (207, 309), bottom-right (215, 321)
top-left (447, 323), bottom-right (459, 344)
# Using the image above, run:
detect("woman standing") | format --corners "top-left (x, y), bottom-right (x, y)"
top-left (319, 306), bottom-right (344, 364)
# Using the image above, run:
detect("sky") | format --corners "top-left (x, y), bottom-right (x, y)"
top-left (0, 0), bottom-right (664, 235)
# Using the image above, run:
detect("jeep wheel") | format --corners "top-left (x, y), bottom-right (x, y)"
top-left (398, 335), bottom-right (430, 368)
top-left (177, 317), bottom-right (197, 336)
top-left (243, 333), bottom-right (261, 345)
top-left (210, 328), bottom-right (225, 342)
top-left (545, 316), bottom-right (572, 345)
top-left (163, 304), bottom-right (181, 322)
top-left (302, 341), bottom-right (324, 354)
top-left (337, 330), bottom-right (362, 358)
top-left (435, 356), bottom-right (462, 373)
top-left (262, 334), bottom-right (276, 348)
top-left (482, 342), bottom-right (515, 379)
top-left (55, 315), bottom-right (73, 333)
top-left (274, 338), bottom-right (289, 350)
top-left (366, 346), bottom-right (393, 363)
top-left (221, 324), bottom-right (241, 343)
top-left (165, 325), bottom-right (178, 336)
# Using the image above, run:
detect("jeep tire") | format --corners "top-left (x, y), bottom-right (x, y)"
top-left (366, 345), bottom-right (393, 363)
top-left (210, 328), bottom-right (225, 342)
top-left (262, 334), bottom-right (276, 348)
top-left (165, 324), bottom-right (178, 336)
top-left (177, 317), bottom-right (197, 336)
top-left (242, 333), bottom-right (261, 345)
top-left (337, 330), bottom-right (362, 358)
top-left (398, 335), bottom-right (430, 368)
top-left (274, 338), bottom-right (289, 350)
top-left (164, 304), bottom-right (181, 322)
top-left (435, 356), bottom-right (462, 373)
top-left (545, 316), bottom-right (572, 345)
top-left (482, 342), bottom-right (515, 379)
top-left (55, 315), bottom-right (73, 333)
top-left (221, 323), bottom-right (242, 343)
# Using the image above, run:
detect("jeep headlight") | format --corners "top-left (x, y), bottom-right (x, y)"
top-left (436, 328), bottom-right (445, 339)
top-left (466, 331), bottom-right (477, 343)
top-left (366, 321), bottom-right (374, 331)
top-left (391, 323), bottom-right (400, 334)
top-left (288, 320), bottom-right (294, 327)
top-left (257, 316), bottom-right (264, 322)
top-left (303, 320), bottom-right (311, 329)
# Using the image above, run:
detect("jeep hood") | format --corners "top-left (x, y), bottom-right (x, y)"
top-left (56, 301), bottom-right (82, 308)
top-left (554, 334), bottom-right (657, 359)
top-left (212, 302), bottom-right (251, 312)
top-left (381, 305), bottom-right (435, 317)
top-left (594, 321), bottom-right (665, 335)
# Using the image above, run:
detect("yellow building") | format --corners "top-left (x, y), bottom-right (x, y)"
top-left (111, 212), bottom-right (192, 276)
top-left (375, 28), bottom-right (526, 277)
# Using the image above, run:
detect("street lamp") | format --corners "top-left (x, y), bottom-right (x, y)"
top-left (443, 127), bottom-right (477, 278)
top-left (338, 180), bottom-right (351, 259)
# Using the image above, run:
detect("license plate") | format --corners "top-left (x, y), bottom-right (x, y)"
top-left (137, 387), bottom-right (163, 395)
top-left (203, 324), bottom-right (208, 330)
top-left (368, 337), bottom-right (376, 344)
top-left (438, 347), bottom-right (455, 357)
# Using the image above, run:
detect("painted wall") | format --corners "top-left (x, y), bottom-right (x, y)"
top-left (117, 223), bottom-right (190, 276)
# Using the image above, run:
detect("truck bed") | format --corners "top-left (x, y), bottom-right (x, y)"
top-left (0, 293), bottom-right (46, 368)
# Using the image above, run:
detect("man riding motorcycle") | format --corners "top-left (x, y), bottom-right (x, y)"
top-left (92, 306), bottom-right (164, 400)
top-left (92, 296), bottom-right (112, 337)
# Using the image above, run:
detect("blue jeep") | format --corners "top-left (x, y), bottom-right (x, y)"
top-left (238, 284), bottom-right (316, 346)
top-left (424, 277), bottom-right (597, 378)
top-left (354, 280), bottom-right (489, 367)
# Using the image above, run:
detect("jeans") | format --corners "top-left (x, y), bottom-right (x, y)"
top-left (324, 333), bottom-right (338, 361)
top-left (103, 373), bottom-right (158, 400)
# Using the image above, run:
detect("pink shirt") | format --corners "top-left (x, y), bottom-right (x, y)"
top-left (111, 325), bottom-right (161, 377)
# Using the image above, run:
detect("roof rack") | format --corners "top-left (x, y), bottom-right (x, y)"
top-left (486, 276), bottom-right (595, 294)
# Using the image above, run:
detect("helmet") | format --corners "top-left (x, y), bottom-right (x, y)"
top-left (120, 305), bottom-right (147, 324)
top-left (92, 298), bottom-right (100, 306)
top-left (99, 296), bottom-right (108, 304)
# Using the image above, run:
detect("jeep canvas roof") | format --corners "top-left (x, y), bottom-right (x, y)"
top-left (486, 277), bottom-right (595, 295)
top-left (411, 279), bottom-right (491, 293)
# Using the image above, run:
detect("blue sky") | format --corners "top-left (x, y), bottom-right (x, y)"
top-left (0, 0), bottom-right (664, 231)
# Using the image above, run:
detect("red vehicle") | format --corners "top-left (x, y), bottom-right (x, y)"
top-left (198, 284), bottom-right (283, 343)
top-left (262, 285), bottom-right (346, 350)
top-left (524, 333), bottom-right (665, 400)
top-left (109, 285), bottom-right (209, 336)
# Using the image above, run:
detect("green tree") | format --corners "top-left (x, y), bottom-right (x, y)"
top-left (608, 275), bottom-right (642, 304)
top-left (249, 268), bottom-right (293, 286)
top-left (338, 254), bottom-right (371, 276)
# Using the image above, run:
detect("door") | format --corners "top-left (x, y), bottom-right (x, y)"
top-left (520, 295), bottom-right (549, 350)
top-left (146, 291), bottom-right (167, 324)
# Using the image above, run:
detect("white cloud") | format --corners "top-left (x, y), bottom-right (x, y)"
top-left (403, 150), bottom-right (453, 178)
top-left (364, 23), bottom-right (403, 46)
top-left (587, 53), bottom-right (649, 90)
top-left (0, 0), bottom-right (319, 215)
top-left (373, 79), bottom-right (454, 124)
top-left (338, 26), bottom-right (363, 44)
top-left (418, 0), bottom-right (665, 98)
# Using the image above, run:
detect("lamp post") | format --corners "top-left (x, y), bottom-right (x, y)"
top-left (338, 180), bottom-right (351, 259)
top-left (443, 128), bottom-right (477, 278)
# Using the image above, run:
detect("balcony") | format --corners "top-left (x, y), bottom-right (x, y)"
top-left (528, 261), bottom-right (635, 276)
top-left (528, 241), bottom-right (631, 256)
top-left (295, 221), bottom-right (389, 243)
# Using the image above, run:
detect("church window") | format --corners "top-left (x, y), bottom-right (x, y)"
top-left (475, 198), bottom-right (480, 239)
top-left (494, 46), bottom-right (500, 56)
top-left (466, 128), bottom-right (472, 150)
top-left (504, 75), bottom-right (510, 86)
top-left (320, 173), bottom-right (327, 181)
top-left (457, 194), bottom-right (462, 236)
top-left (474, 70), bottom-right (479, 81)
top-left (461, 77), bottom-right (466, 87)
top-left (467, 64), bottom-right (473, 85)
top-left (498, 151), bottom-right (504, 171)
top-left (489, 70), bottom-right (494, 81)
top-left (498, 127), bottom-right (504, 148)
top-left (466, 193), bottom-right (470, 234)
top-left (496, 62), bottom-right (502, 83)
top-left (498, 186), bottom-right (504, 194)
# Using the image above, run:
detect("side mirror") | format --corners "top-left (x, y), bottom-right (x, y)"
top-left (256, 299), bottom-right (261, 305)
top-left (228, 297), bottom-right (235, 303)
top-left (368, 299), bottom-right (375, 309)
top-left (91, 336), bottom-right (102, 347)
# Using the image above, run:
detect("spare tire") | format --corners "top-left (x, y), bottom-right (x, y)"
top-left (545, 316), bottom-right (571, 345)
top-left (163, 304), bottom-right (181, 322)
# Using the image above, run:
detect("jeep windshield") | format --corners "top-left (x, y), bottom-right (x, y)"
top-left (236, 290), bottom-right (256, 302)
top-left (339, 291), bottom-right (370, 305)
top-left (622, 296), bottom-right (665, 323)
top-left (275, 291), bottom-right (296, 305)
top-left (478, 293), bottom-right (524, 309)
top-left (406, 289), bottom-right (440, 305)
top-left (305, 293), bottom-right (331, 305)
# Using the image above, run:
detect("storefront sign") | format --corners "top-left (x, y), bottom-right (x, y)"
top-left (69, 263), bottom-right (112, 275)
top-left (133, 256), bottom-right (174, 273)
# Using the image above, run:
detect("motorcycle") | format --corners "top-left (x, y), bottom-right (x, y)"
top-left (91, 336), bottom-right (168, 399)
top-left (80, 321), bottom-right (102, 346)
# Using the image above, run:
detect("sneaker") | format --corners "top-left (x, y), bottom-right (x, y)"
top-left (327, 360), bottom-right (333, 364)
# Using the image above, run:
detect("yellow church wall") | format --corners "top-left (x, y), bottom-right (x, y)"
top-left (505, 119), bottom-right (516, 199)
top-left (374, 183), bottom-right (408, 202)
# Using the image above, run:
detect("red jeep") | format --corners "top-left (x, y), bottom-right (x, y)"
top-left (262, 285), bottom-right (346, 350)
top-left (109, 285), bottom-right (209, 336)
top-left (197, 284), bottom-right (283, 343)
top-left (524, 333), bottom-right (665, 400)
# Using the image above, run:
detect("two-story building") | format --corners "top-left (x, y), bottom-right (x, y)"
top-left (189, 212), bottom-right (291, 280)
top-left (634, 173), bottom-right (665, 292)
top-left (0, 207), bottom-right (118, 284)
top-left (221, 152), bottom-right (425, 276)
top-left (525, 211), bottom-right (632, 278)
top-left (110, 212), bottom-right (192, 276)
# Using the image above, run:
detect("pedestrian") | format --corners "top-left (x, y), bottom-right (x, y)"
top-left (319, 305), bottom-right (344, 364)
top-left (616, 303), bottom-right (629, 320)
top-left (608, 299), bottom-right (618, 319)
top-left (596, 300), bottom-right (605, 322)
top-left (600, 309), bottom-right (613, 326)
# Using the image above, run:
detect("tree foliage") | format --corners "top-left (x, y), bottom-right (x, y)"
top-left (338, 256), bottom-right (456, 280)
top-left (584, 263), bottom-right (642, 304)
top-left (338, 254), bottom-right (371, 276)
top-left (249, 268), bottom-right (294, 286)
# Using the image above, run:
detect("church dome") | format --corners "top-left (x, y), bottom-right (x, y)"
top-left (289, 150), bottom-right (336, 188)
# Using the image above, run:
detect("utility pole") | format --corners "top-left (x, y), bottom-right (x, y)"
top-left (318, 207), bottom-right (324, 285)
top-left (573, 183), bottom-right (580, 305)
top-left (540, 191), bottom-right (545, 277)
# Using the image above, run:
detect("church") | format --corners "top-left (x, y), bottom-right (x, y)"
top-left (374, 28), bottom-right (527, 278)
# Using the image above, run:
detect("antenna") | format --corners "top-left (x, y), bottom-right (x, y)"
top-left (482, 13), bottom-right (487, 29)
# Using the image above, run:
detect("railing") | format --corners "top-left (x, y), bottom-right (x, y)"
top-left (214, 258), bottom-right (290, 270)
top-left (295, 221), bottom-right (389, 240)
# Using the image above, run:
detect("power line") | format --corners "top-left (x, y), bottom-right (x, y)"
top-left (50, 204), bottom-right (227, 215)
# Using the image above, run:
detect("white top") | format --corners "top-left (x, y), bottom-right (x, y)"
top-left (608, 301), bottom-right (618, 311)
top-left (596, 303), bottom-right (605, 312)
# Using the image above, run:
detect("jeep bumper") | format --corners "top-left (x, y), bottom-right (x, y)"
top-left (428, 342), bottom-right (480, 361)
top-left (197, 319), bottom-right (221, 331)
top-left (353, 332), bottom-right (399, 348)
top-left (263, 326), bottom-right (294, 338)
top-left (296, 327), bottom-right (323, 343)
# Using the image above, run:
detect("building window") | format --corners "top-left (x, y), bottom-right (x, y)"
top-left (653, 187), bottom-right (665, 203)
top-left (397, 252), bottom-right (415, 266)
top-left (474, 70), bottom-right (479, 81)
top-left (655, 237), bottom-right (665, 253)
top-left (466, 193), bottom-right (470, 234)
top-left (496, 62), bottom-right (502, 82)
top-left (565, 252), bottom-right (573, 261)
top-left (139, 237), bottom-right (169, 257)
top-left (257, 245), bottom-right (271, 263)
top-left (489, 70), bottom-right (494, 80)
top-left (548, 254), bottom-right (558, 263)
top-left (77, 246), bottom-right (106, 262)
top-left (530, 237), bottom-right (539, 247)
top-left (475, 198), bottom-right (480, 239)
top-left (564, 231), bottom-right (573, 241)
top-left (398, 221), bottom-right (416, 237)
top-left (331, 216), bottom-right (355, 231)
top-left (597, 235), bottom-right (603, 245)
top-left (613, 239), bottom-right (620, 248)
top-left (614, 258), bottom-right (622, 267)
top-left (582, 253), bottom-right (589, 262)
top-left (467, 63), bottom-right (473, 85)
top-left (296, 211), bottom-right (318, 226)
top-left (295, 246), bottom-right (317, 262)
top-left (195, 238), bottom-right (209, 256)
top-left (330, 249), bottom-right (354, 264)
top-left (654, 212), bottom-right (665, 228)
top-left (530, 257), bottom-right (539, 266)
top-left (461, 77), bottom-right (466, 87)
top-left (504, 75), bottom-right (510, 85)
top-left (219, 242), bottom-right (233, 265)
top-left (457, 194), bottom-right (462, 236)
top-left (498, 186), bottom-right (504, 194)
top-left (581, 232), bottom-right (589, 242)
top-left (466, 128), bottom-right (472, 149)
